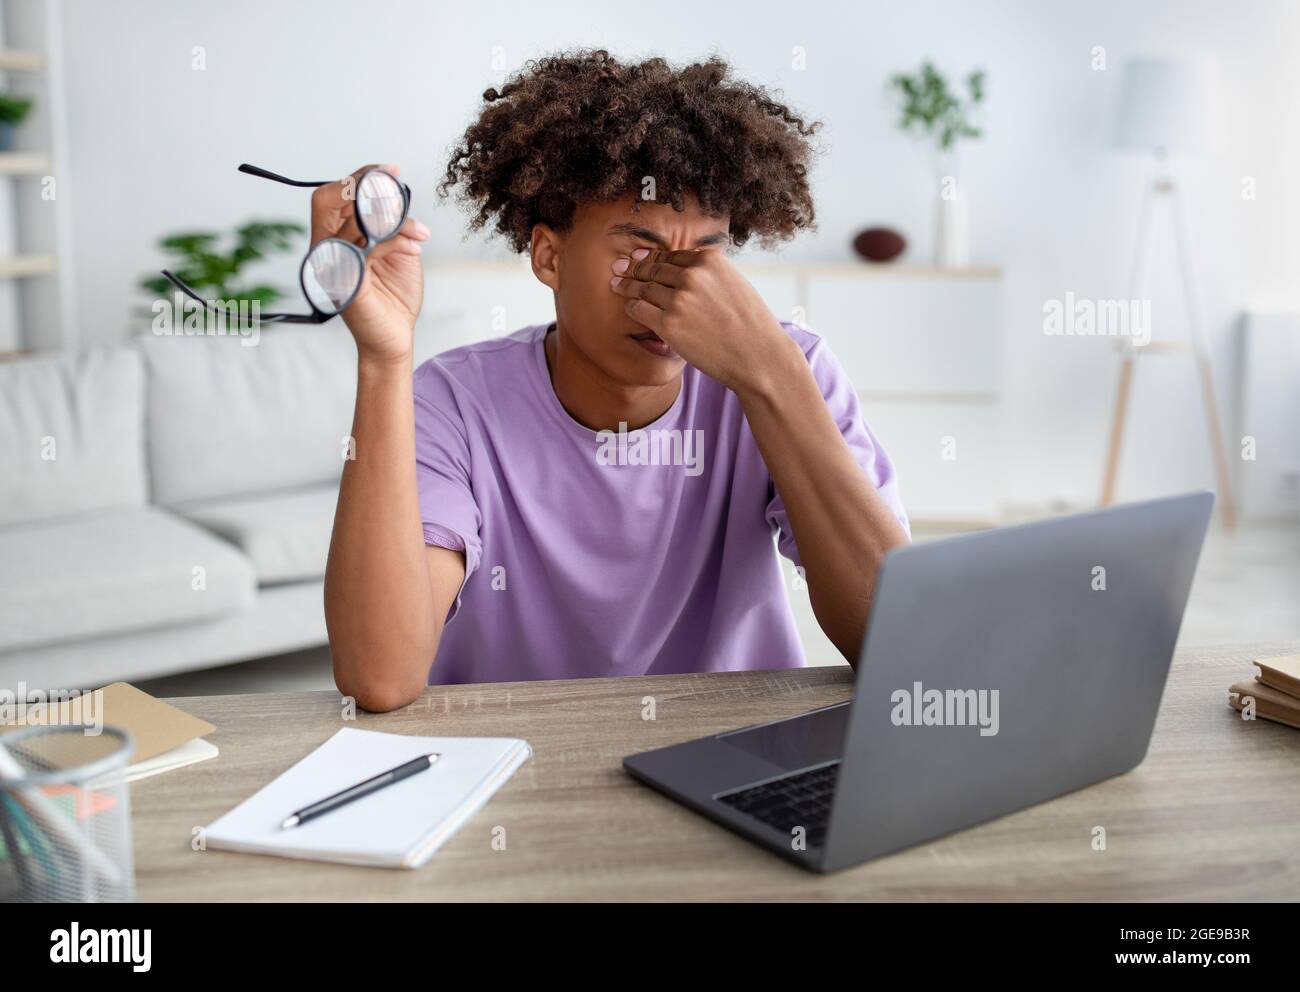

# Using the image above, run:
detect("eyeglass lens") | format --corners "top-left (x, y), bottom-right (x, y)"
top-left (303, 241), bottom-right (364, 314)
top-left (357, 170), bottom-right (406, 241)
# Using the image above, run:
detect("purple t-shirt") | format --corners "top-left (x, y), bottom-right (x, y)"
top-left (414, 322), bottom-right (909, 684)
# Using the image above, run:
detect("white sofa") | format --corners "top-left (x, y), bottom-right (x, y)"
top-left (0, 327), bottom-right (357, 692)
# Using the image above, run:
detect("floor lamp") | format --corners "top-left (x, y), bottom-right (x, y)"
top-left (1100, 58), bottom-right (1236, 528)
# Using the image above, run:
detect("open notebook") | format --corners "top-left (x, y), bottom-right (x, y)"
top-left (203, 728), bottom-right (531, 869)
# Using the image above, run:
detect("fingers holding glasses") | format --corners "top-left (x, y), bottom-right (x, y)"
top-left (397, 216), bottom-right (430, 243)
top-left (299, 162), bottom-right (426, 333)
top-left (370, 217), bottom-right (430, 261)
top-left (309, 163), bottom-right (399, 248)
top-left (305, 215), bottom-right (427, 311)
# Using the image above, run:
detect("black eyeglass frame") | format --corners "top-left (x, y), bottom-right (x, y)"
top-left (160, 163), bottom-right (412, 325)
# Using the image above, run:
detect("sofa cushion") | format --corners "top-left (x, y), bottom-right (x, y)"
top-left (135, 326), bottom-right (355, 505)
top-left (0, 346), bottom-right (147, 527)
top-left (0, 507), bottom-right (256, 653)
top-left (173, 484), bottom-right (337, 584)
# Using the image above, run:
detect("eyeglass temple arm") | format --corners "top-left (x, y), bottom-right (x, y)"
top-left (160, 270), bottom-right (208, 306)
top-left (238, 163), bottom-right (332, 188)
top-left (159, 270), bottom-right (325, 324)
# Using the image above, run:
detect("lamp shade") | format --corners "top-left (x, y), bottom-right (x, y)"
top-left (1112, 58), bottom-right (1215, 155)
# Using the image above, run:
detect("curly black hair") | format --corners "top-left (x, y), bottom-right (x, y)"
top-left (439, 49), bottom-right (821, 252)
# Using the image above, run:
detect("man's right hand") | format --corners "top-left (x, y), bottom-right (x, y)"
top-left (310, 163), bottom-right (429, 363)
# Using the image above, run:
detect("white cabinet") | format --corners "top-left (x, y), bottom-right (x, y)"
top-left (804, 267), bottom-right (1003, 524)
top-left (860, 400), bottom-right (1001, 525)
top-left (804, 270), bottom-right (1000, 397)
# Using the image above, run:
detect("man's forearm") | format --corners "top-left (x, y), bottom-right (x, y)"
top-left (324, 353), bottom-right (436, 707)
top-left (737, 340), bottom-right (910, 664)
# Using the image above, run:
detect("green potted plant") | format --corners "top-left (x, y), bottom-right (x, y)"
top-left (139, 220), bottom-right (306, 327)
top-left (0, 93), bottom-right (34, 152)
top-left (887, 62), bottom-right (986, 268)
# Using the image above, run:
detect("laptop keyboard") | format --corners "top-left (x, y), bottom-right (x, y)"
top-left (716, 761), bottom-right (840, 848)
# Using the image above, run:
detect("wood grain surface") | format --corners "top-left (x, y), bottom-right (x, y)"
top-left (132, 641), bottom-right (1300, 901)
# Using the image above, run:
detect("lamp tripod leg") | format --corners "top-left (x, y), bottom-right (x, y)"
top-left (1100, 355), bottom-right (1134, 506)
top-left (1100, 180), bottom-right (1154, 508)
top-left (1196, 354), bottom-right (1237, 529)
top-left (1171, 184), bottom-right (1237, 529)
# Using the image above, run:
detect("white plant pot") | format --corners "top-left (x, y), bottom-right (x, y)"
top-left (936, 194), bottom-right (969, 269)
top-left (933, 154), bottom-right (970, 269)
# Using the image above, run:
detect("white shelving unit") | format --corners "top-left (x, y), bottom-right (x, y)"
top-left (0, 0), bottom-right (75, 355)
top-left (799, 265), bottom-right (1003, 526)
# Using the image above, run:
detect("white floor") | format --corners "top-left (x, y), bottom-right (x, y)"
top-left (137, 519), bottom-right (1300, 697)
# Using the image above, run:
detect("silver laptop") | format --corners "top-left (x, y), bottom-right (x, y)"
top-left (624, 491), bottom-right (1214, 873)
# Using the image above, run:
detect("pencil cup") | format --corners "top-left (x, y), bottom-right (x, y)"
top-left (0, 725), bottom-right (135, 903)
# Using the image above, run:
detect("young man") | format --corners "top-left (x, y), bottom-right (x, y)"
top-left (323, 51), bottom-right (910, 710)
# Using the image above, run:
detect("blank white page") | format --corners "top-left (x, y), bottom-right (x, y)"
top-left (204, 727), bottom-right (531, 868)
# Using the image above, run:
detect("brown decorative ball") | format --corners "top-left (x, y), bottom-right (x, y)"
top-left (852, 227), bottom-right (906, 262)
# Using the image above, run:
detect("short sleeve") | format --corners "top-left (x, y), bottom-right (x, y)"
top-left (413, 363), bottom-right (483, 617)
top-left (765, 333), bottom-right (911, 567)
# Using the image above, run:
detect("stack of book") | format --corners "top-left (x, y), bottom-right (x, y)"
top-left (1228, 653), bottom-right (1300, 729)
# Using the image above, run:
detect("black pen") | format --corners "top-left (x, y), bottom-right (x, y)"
top-left (280, 753), bottom-right (441, 829)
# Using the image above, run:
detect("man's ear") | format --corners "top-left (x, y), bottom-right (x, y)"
top-left (529, 224), bottom-right (562, 291)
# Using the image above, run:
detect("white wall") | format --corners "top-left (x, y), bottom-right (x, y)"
top-left (58, 0), bottom-right (1300, 509)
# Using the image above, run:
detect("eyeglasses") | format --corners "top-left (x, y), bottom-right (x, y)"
top-left (161, 163), bottom-right (412, 324)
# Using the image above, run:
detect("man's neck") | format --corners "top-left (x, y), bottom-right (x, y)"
top-left (544, 326), bottom-right (680, 431)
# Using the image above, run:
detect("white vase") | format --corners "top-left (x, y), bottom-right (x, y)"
top-left (934, 152), bottom-right (970, 269)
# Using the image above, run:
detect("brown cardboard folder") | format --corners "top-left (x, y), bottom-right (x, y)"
top-left (1, 682), bottom-right (217, 780)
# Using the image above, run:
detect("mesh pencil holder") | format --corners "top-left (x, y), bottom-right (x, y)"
top-left (0, 725), bottom-right (135, 903)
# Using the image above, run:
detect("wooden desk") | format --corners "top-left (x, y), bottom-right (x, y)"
top-left (134, 641), bottom-right (1300, 901)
